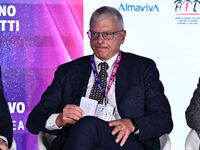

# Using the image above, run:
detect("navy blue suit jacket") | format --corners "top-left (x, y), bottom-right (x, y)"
top-left (0, 68), bottom-right (13, 148)
top-left (27, 52), bottom-right (173, 149)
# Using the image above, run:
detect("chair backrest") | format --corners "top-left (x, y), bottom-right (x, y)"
top-left (159, 134), bottom-right (171, 150)
top-left (38, 131), bottom-right (170, 150)
top-left (185, 129), bottom-right (200, 150)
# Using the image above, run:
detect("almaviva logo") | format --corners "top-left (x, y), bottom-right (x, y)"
top-left (119, 3), bottom-right (159, 12)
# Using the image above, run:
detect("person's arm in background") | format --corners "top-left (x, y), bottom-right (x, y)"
top-left (186, 78), bottom-right (200, 137)
top-left (0, 67), bottom-right (13, 148)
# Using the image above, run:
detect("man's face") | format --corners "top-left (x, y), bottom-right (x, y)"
top-left (90, 15), bottom-right (126, 61)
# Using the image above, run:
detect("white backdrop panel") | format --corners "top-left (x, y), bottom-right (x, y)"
top-left (84, 1), bottom-right (200, 149)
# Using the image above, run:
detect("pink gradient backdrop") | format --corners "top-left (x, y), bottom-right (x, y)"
top-left (26, 0), bottom-right (83, 149)
top-left (0, 0), bottom-right (83, 149)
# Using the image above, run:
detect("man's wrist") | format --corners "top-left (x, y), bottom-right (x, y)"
top-left (56, 114), bottom-right (64, 128)
top-left (45, 113), bottom-right (63, 130)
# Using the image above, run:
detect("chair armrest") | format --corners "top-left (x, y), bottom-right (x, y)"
top-left (185, 129), bottom-right (200, 150)
top-left (159, 134), bottom-right (171, 150)
top-left (10, 138), bottom-right (17, 150)
top-left (38, 131), bottom-right (57, 150)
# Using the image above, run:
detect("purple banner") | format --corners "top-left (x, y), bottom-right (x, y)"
top-left (0, 0), bottom-right (83, 149)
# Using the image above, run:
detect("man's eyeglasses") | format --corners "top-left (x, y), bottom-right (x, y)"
top-left (87, 30), bottom-right (123, 40)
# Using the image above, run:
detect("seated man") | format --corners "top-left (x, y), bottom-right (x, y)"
top-left (186, 78), bottom-right (200, 137)
top-left (0, 67), bottom-right (13, 150)
top-left (26, 6), bottom-right (173, 150)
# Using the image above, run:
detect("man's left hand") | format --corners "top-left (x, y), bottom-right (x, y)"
top-left (109, 119), bottom-right (134, 147)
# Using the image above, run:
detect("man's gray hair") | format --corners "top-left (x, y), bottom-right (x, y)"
top-left (90, 6), bottom-right (124, 30)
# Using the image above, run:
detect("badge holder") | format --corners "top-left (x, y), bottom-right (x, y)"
top-left (95, 97), bottom-right (115, 121)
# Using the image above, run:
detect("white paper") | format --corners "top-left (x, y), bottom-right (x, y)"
top-left (80, 97), bottom-right (115, 121)
top-left (80, 97), bottom-right (98, 116)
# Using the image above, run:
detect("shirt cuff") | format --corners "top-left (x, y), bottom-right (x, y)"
top-left (134, 129), bottom-right (139, 134)
top-left (131, 118), bottom-right (139, 134)
top-left (45, 113), bottom-right (63, 130)
top-left (0, 136), bottom-right (8, 146)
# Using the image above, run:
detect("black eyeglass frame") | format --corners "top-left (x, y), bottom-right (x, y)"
top-left (87, 29), bottom-right (124, 40)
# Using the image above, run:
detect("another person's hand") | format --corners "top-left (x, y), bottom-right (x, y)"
top-left (109, 119), bottom-right (134, 147)
top-left (0, 139), bottom-right (8, 150)
top-left (56, 104), bottom-right (84, 127)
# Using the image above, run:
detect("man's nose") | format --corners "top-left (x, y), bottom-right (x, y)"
top-left (97, 33), bottom-right (104, 43)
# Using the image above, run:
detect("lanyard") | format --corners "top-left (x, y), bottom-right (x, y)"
top-left (90, 51), bottom-right (121, 104)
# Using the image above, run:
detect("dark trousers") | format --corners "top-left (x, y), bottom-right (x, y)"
top-left (52, 116), bottom-right (145, 150)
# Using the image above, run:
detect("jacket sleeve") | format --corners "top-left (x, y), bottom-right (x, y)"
top-left (186, 78), bottom-right (200, 134)
top-left (134, 61), bottom-right (173, 140)
top-left (0, 68), bottom-right (13, 148)
top-left (26, 65), bottom-right (66, 134)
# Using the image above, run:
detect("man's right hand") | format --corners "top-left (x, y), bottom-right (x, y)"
top-left (56, 104), bottom-right (84, 127)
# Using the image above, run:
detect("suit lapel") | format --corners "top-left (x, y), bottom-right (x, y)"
top-left (79, 57), bottom-right (92, 97)
top-left (116, 52), bottom-right (129, 104)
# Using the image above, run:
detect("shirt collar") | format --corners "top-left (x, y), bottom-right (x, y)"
top-left (94, 52), bottom-right (119, 72)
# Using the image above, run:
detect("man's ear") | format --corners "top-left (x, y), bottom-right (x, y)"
top-left (120, 30), bottom-right (126, 44)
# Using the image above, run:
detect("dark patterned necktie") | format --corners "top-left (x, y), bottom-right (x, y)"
top-left (89, 62), bottom-right (109, 104)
